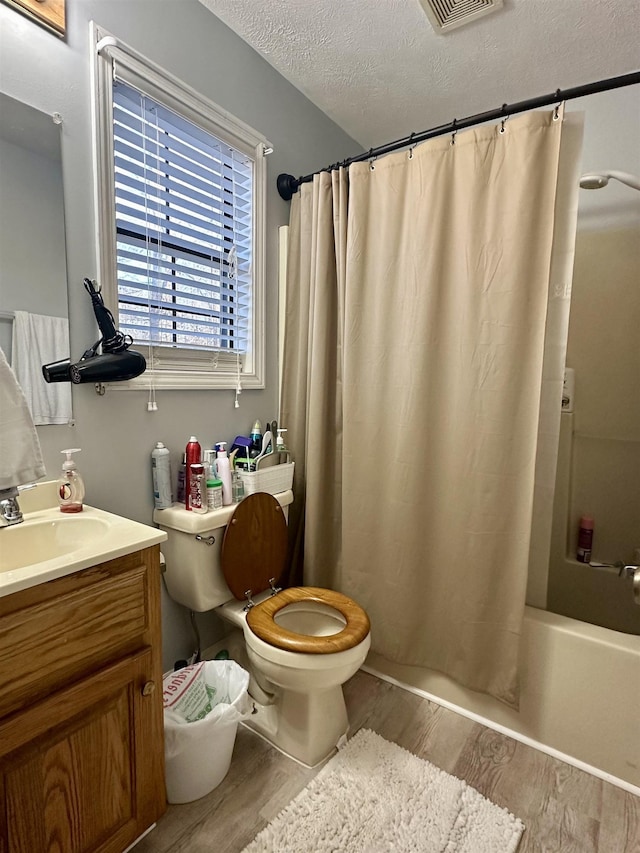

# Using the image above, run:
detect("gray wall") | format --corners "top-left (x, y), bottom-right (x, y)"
top-left (0, 0), bottom-right (360, 669)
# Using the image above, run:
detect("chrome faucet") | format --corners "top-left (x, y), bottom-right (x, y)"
top-left (619, 563), bottom-right (640, 606)
top-left (0, 483), bottom-right (38, 527)
top-left (0, 487), bottom-right (23, 527)
top-left (619, 563), bottom-right (640, 579)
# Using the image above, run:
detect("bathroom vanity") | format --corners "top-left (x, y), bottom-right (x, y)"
top-left (0, 486), bottom-right (166, 853)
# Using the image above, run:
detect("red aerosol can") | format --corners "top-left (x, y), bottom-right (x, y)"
top-left (185, 436), bottom-right (201, 510)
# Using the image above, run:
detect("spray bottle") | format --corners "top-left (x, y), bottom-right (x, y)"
top-left (151, 442), bottom-right (173, 509)
top-left (176, 453), bottom-right (187, 504)
top-left (58, 449), bottom-right (85, 513)
top-left (184, 436), bottom-right (201, 510)
top-left (249, 420), bottom-right (263, 459)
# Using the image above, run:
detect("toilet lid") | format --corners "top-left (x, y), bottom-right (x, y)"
top-left (220, 492), bottom-right (288, 601)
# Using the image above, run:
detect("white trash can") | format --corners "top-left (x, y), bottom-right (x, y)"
top-left (163, 659), bottom-right (251, 804)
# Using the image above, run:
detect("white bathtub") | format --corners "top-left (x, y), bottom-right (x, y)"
top-left (364, 605), bottom-right (640, 793)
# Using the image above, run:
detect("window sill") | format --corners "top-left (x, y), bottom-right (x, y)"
top-left (103, 370), bottom-right (264, 392)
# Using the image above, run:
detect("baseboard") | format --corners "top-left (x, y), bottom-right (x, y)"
top-left (123, 823), bottom-right (156, 852)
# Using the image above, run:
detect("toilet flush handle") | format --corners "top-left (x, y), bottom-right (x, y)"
top-left (195, 534), bottom-right (216, 546)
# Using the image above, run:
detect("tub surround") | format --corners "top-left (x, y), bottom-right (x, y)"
top-left (546, 225), bottom-right (640, 632)
top-left (548, 416), bottom-right (640, 634)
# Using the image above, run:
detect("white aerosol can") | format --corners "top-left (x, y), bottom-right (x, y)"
top-left (152, 442), bottom-right (173, 509)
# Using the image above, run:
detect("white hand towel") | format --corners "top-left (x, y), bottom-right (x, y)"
top-left (12, 311), bottom-right (73, 425)
top-left (0, 346), bottom-right (46, 490)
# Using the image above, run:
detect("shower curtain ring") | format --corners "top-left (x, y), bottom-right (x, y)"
top-left (553, 91), bottom-right (562, 120)
top-left (368, 148), bottom-right (376, 170)
top-left (408, 132), bottom-right (416, 159)
top-left (450, 119), bottom-right (457, 145)
top-left (499, 105), bottom-right (508, 134)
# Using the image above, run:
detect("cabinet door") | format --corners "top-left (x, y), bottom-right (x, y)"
top-left (0, 649), bottom-right (165, 853)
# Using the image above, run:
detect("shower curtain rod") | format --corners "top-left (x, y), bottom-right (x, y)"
top-left (277, 70), bottom-right (640, 201)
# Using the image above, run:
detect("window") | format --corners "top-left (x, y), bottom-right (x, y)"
top-left (92, 25), bottom-right (269, 389)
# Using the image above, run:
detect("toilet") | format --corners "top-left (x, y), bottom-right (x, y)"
top-left (155, 490), bottom-right (371, 766)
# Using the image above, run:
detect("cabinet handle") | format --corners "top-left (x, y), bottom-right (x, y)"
top-left (141, 680), bottom-right (156, 697)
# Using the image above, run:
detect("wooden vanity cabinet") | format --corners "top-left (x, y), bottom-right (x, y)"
top-left (0, 546), bottom-right (166, 853)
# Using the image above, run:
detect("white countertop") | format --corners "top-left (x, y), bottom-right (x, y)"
top-left (0, 484), bottom-right (166, 597)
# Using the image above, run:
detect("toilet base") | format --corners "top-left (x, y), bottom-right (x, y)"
top-left (245, 686), bottom-right (349, 768)
top-left (203, 629), bottom-right (353, 767)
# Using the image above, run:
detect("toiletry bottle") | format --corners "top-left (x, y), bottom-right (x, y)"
top-left (189, 463), bottom-right (207, 513)
top-left (58, 449), bottom-right (85, 513)
top-left (203, 448), bottom-right (216, 477)
top-left (151, 442), bottom-right (173, 509)
top-left (249, 419), bottom-right (262, 459)
top-left (215, 441), bottom-right (233, 505)
top-left (276, 428), bottom-right (290, 463)
top-left (577, 514), bottom-right (594, 563)
top-left (184, 436), bottom-right (201, 510)
top-left (232, 468), bottom-right (245, 503)
top-left (206, 474), bottom-right (223, 510)
top-left (176, 453), bottom-right (187, 504)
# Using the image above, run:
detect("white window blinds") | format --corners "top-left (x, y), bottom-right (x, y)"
top-left (112, 78), bottom-right (253, 355)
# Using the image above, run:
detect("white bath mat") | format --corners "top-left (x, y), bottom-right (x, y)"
top-left (242, 728), bottom-right (524, 852)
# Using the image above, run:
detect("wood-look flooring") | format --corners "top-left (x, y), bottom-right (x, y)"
top-left (136, 670), bottom-right (640, 853)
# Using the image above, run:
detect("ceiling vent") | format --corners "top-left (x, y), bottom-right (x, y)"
top-left (419, 0), bottom-right (504, 33)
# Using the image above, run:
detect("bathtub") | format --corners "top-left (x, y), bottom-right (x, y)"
top-left (364, 605), bottom-right (640, 794)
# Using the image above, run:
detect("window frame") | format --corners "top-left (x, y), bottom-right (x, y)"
top-left (91, 23), bottom-right (269, 390)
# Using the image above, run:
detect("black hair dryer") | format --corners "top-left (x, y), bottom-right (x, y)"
top-left (42, 279), bottom-right (146, 385)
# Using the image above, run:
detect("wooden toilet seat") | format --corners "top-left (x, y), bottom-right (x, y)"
top-left (221, 493), bottom-right (370, 655)
top-left (247, 587), bottom-right (370, 654)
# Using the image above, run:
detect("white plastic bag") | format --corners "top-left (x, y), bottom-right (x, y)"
top-left (163, 659), bottom-right (252, 803)
top-left (162, 661), bottom-right (214, 723)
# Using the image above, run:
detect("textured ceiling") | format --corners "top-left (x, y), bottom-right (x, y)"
top-left (199, 0), bottom-right (639, 149)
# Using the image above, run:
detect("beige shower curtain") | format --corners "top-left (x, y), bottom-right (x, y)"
top-left (281, 109), bottom-right (583, 706)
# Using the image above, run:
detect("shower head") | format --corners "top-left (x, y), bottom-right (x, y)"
top-left (579, 170), bottom-right (640, 191)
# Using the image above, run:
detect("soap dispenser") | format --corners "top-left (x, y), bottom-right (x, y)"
top-left (58, 448), bottom-right (85, 513)
top-left (276, 429), bottom-right (290, 463)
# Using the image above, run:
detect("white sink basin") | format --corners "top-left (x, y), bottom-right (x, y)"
top-left (0, 515), bottom-right (110, 573)
top-left (0, 482), bottom-right (166, 597)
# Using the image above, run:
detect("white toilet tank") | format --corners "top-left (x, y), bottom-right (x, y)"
top-left (154, 490), bottom-right (293, 612)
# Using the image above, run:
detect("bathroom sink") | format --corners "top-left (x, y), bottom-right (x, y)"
top-left (0, 515), bottom-right (110, 573)
top-left (0, 481), bottom-right (166, 597)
